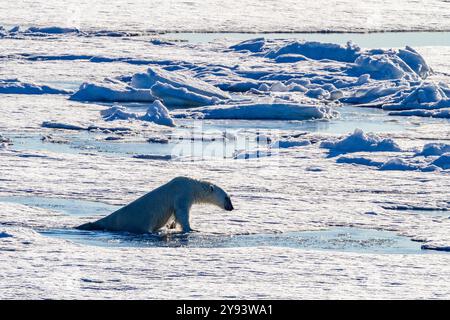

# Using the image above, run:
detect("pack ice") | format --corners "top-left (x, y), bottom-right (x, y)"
top-left (70, 66), bottom-right (230, 107)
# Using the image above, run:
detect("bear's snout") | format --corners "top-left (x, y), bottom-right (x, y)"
top-left (224, 196), bottom-right (234, 211)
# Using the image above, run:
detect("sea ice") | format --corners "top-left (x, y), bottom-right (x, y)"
top-left (336, 156), bottom-right (384, 167)
top-left (41, 121), bottom-right (132, 133)
top-left (175, 102), bottom-right (338, 120)
top-left (41, 121), bottom-right (87, 131)
top-left (271, 139), bottom-right (311, 149)
top-left (334, 140), bottom-right (450, 172)
top-left (0, 231), bottom-right (13, 238)
top-left (379, 158), bottom-right (423, 171)
top-left (320, 129), bottom-right (402, 155)
top-left (416, 143), bottom-right (450, 156)
top-left (141, 100), bottom-right (176, 127)
top-left (274, 54), bottom-right (309, 63)
top-left (70, 66), bottom-right (230, 106)
top-left (266, 41), bottom-right (361, 63)
top-left (229, 38), bottom-right (266, 53)
top-left (431, 154), bottom-right (450, 170)
top-left (133, 154), bottom-right (174, 160)
top-left (2, 3), bottom-right (450, 300)
top-left (0, 79), bottom-right (70, 95)
top-left (62, 38), bottom-right (448, 121)
top-left (131, 67), bottom-right (231, 100)
top-left (382, 82), bottom-right (450, 111)
top-left (388, 108), bottom-right (450, 119)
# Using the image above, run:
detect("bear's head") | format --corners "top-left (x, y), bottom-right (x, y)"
top-left (204, 183), bottom-right (234, 211)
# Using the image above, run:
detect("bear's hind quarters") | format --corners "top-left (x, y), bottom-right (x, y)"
top-left (75, 222), bottom-right (99, 231)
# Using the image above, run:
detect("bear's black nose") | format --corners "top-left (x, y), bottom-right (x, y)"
top-left (224, 197), bottom-right (234, 211)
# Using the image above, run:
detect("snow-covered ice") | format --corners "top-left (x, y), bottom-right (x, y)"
top-left (320, 129), bottom-right (402, 155)
top-left (70, 79), bottom-right (155, 102)
top-left (175, 102), bottom-right (338, 121)
top-left (334, 136), bottom-right (450, 172)
top-left (3, 0), bottom-right (450, 33)
top-left (388, 108), bottom-right (450, 119)
top-left (0, 78), bottom-right (71, 95)
top-left (1, 4), bottom-right (450, 299)
top-left (141, 101), bottom-right (176, 127)
top-left (101, 101), bottom-right (175, 127)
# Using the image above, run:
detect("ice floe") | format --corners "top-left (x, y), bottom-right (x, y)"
top-left (0, 231), bottom-right (13, 238)
top-left (0, 25), bottom-right (146, 38)
top-left (334, 138), bottom-right (450, 172)
top-left (388, 108), bottom-right (450, 119)
top-left (131, 66), bottom-right (230, 105)
top-left (69, 79), bottom-right (155, 102)
top-left (0, 134), bottom-right (12, 148)
top-left (350, 46), bottom-right (430, 80)
top-left (271, 139), bottom-right (311, 149)
top-left (233, 149), bottom-right (275, 159)
top-left (226, 40), bottom-right (446, 119)
top-left (70, 66), bottom-right (230, 106)
top-left (25, 26), bottom-right (80, 34)
top-left (150, 82), bottom-right (220, 107)
top-left (3, 5), bottom-right (450, 300)
top-left (41, 121), bottom-right (133, 133)
top-left (175, 102), bottom-right (338, 121)
top-left (416, 143), bottom-right (450, 156)
top-left (382, 82), bottom-right (450, 111)
top-left (266, 41), bottom-right (361, 63)
top-left (101, 105), bottom-right (138, 121)
top-left (141, 100), bottom-right (176, 127)
top-left (101, 101), bottom-right (175, 127)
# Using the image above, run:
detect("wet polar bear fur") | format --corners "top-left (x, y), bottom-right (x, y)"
top-left (76, 176), bottom-right (234, 233)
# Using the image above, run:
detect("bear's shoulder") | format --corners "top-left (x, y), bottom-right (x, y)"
top-left (170, 176), bottom-right (195, 184)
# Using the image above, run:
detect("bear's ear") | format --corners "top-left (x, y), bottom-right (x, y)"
top-left (209, 185), bottom-right (215, 193)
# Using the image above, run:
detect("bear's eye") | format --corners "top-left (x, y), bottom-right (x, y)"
top-left (209, 185), bottom-right (214, 192)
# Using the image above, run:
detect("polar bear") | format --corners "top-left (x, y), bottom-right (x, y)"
top-left (76, 176), bottom-right (234, 233)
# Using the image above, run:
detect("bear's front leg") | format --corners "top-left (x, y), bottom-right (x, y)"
top-left (174, 206), bottom-right (192, 233)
